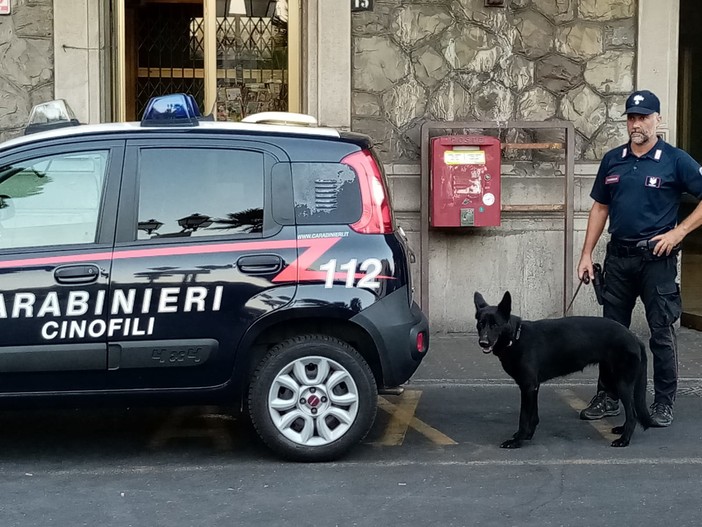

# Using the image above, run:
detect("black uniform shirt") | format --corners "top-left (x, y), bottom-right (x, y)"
top-left (591, 137), bottom-right (702, 242)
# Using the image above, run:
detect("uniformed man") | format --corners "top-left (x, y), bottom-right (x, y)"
top-left (577, 89), bottom-right (702, 427)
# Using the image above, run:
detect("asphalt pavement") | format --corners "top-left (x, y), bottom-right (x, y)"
top-left (1, 327), bottom-right (701, 526)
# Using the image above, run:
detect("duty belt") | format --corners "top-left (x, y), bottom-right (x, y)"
top-left (608, 239), bottom-right (680, 258)
top-left (607, 242), bottom-right (649, 257)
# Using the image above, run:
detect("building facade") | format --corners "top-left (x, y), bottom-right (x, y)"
top-left (0, 0), bottom-right (696, 332)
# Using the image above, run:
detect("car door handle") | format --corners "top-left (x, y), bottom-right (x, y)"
top-left (54, 264), bottom-right (101, 284)
top-left (236, 255), bottom-right (283, 274)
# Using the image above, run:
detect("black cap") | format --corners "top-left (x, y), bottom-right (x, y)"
top-left (623, 90), bottom-right (660, 115)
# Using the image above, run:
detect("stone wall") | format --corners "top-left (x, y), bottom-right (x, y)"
top-left (0, 0), bottom-right (54, 143)
top-left (352, 0), bottom-right (636, 162)
top-left (352, 0), bottom-right (645, 332)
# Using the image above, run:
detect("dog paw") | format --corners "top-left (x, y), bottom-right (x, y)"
top-left (500, 438), bottom-right (523, 449)
top-left (611, 437), bottom-right (630, 447)
top-left (611, 426), bottom-right (624, 435)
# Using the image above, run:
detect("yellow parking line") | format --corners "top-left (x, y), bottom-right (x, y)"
top-left (556, 388), bottom-right (617, 440)
top-left (372, 390), bottom-right (457, 446)
top-left (373, 390), bottom-right (421, 446)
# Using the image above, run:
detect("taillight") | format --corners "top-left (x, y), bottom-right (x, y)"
top-left (416, 331), bottom-right (426, 354)
top-left (342, 150), bottom-right (394, 234)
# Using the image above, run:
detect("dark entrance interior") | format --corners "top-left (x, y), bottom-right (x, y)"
top-left (121, 0), bottom-right (289, 122)
top-left (678, 0), bottom-right (702, 329)
top-left (123, 0), bottom-right (205, 121)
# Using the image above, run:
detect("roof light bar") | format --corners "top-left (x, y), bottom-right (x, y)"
top-left (24, 100), bottom-right (81, 135)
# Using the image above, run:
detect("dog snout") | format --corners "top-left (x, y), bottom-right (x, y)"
top-left (478, 338), bottom-right (493, 353)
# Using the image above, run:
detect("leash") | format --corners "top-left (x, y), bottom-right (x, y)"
top-left (565, 271), bottom-right (590, 315)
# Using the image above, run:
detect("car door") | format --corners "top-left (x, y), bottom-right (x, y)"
top-left (107, 136), bottom-right (297, 390)
top-left (0, 140), bottom-right (123, 393)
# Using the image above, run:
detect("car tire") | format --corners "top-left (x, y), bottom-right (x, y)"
top-left (248, 334), bottom-right (377, 462)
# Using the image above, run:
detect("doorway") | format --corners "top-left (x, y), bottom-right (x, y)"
top-left (678, 0), bottom-right (702, 329)
top-left (114, 0), bottom-right (299, 122)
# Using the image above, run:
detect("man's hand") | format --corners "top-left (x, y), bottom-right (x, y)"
top-left (650, 229), bottom-right (684, 256)
top-left (577, 254), bottom-right (594, 284)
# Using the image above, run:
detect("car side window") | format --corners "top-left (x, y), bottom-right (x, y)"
top-left (292, 162), bottom-right (362, 225)
top-left (136, 147), bottom-right (264, 240)
top-left (0, 150), bottom-right (109, 250)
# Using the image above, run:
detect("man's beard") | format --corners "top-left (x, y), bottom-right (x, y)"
top-left (630, 131), bottom-right (651, 145)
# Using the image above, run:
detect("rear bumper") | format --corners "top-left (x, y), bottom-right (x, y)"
top-left (350, 286), bottom-right (429, 388)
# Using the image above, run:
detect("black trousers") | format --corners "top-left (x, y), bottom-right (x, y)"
top-left (597, 242), bottom-right (681, 406)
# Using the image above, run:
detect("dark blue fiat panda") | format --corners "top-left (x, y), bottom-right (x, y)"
top-left (0, 95), bottom-right (429, 461)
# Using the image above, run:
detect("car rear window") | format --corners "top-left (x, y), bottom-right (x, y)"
top-left (136, 147), bottom-right (264, 240)
top-left (292, 162), bottom-right (362, 225)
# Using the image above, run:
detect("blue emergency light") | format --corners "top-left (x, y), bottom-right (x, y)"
top-left (141, 93), bottom-right (203, 127)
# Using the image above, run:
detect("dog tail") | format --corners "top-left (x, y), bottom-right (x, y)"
top-left (635, 339), bottom-right (654, 430)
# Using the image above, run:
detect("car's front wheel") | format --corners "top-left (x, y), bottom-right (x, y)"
top-left (248, 334), bottom-right (377, 462)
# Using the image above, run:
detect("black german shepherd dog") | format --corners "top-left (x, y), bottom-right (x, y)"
top-left (474, 291), bottom-right (653, 448)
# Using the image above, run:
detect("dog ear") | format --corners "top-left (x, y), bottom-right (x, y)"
top-left (474, 292), bottom-right (488, 314)
top-left (497, 291), bottom-right (511, 318)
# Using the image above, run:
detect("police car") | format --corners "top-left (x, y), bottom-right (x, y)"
top-left (0, 94), bottom-right (429, 461)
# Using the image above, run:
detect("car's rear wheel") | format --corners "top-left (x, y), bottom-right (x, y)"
top-left (248, 334), bottom-right (377, 462)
